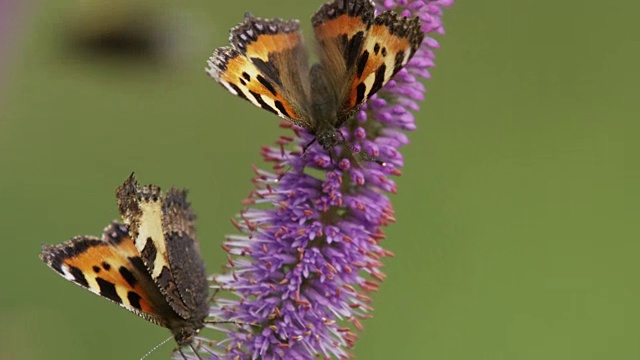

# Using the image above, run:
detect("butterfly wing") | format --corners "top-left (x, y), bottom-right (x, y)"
top-left (160, 187), bottom-right (209, 323)
top-left (207, 14), bottom-right (313, 130)
top-left (40, 222), bottom-right (170, 326)
top-left (312, 0), bottom-right (424, 125)
top-left (312, 0), bottom-right (374, 118)
top-left (115, 174), bottom-right (208, 322)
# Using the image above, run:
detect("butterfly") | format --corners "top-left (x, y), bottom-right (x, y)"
top-left (206, 0), bottom-right (424, 164)
top-left (40, 174), bottom-right (211, 358)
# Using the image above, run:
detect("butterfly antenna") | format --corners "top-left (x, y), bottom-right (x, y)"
top-left (140, 335), bottom-right (173, 360)
top-left (204, 319), bottom-right (260, 329)
top-left (273, 139), bottom-right (315, 183)
top-left (337, 138), bottom-right (386, 167)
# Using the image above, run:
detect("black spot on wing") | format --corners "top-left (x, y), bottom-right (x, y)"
top-left (355, 82), bottom-right (366, 105)
top-left (127, 291), bottom-right (143, 310)
top-left (393, 51), bottom-right (407, 75)
top-left (104, 223), bottom-right (129, 245)
top-left (128, 256), bottom-right (149, 277)
top-left (274, 100), bottom-right (290, 118)
top-left (241, 72), bottom-right (251, 81)
top-left (93, 266), bottom-right (101, 273)
top-left (49, 260), bottom-right (63, 274)
top-left (102, 261), bottom-right (111, 271)
top-left (141, 237), bottom-right (157, 273)
top-left (96, 277), bottom-right (121, 303)
top-left (256, 75), bottom-right (277, 96)
top-left (357, 50), bottom-right (369, 78)
top-left (374, 43), bottom-right (380, 55)
top-left (345, 31), bottom-right (366, 69)
top-left (249, 91), bottom-right (278, 115)
top-left (119, 266), bottom-right (137, 287)
top-left (227, 82), bottom-right (248, 101)
top-left (69, 266), bottom-right (89, 287)
top-left (369, 64), bottom-right (387, 97)
top-left (251, 57), bottom-right (282, 86)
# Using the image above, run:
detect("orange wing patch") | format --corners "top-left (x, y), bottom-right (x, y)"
top-left (241, 31), bottom-right (301, 62)
top-left (40, 223), bottom-right (165, 324)
top-left (346, 12), bottom-right (424, 108)
top-left (312, 0), bottom-right (375, 103)
top-left (207, 14), bottom-right (312, 128)
top-left (313, 13), bottom-right (371, 42)
top-left (208, 48), bottom-right (302, 121)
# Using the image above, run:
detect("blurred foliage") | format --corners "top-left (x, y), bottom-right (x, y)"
top-left (1, 0), bottom-right (639, 359)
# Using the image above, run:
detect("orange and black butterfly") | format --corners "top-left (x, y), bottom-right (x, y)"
top-left (40, 174), bottom-right (211, 358)
top-left (207, 0), bottom-right (424, 162)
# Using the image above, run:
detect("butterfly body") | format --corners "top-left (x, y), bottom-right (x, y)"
top-left (40, 174), bottom-right (209, 352)
top-left (308, 63), bottom-right (342, 151)
top-left (207, 0), bottom-right (424, 161)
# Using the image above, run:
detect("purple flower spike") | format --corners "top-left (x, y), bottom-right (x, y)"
top-left (205, 1), bottom-right (452, 359)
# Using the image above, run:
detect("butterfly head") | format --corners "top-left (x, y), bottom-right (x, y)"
top-left (172, 322), bottom-right (203, 347)
top-left (316, 128), bottom-right (340, 151)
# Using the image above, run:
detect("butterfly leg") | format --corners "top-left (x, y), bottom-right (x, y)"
top-left (302, 137), bottom-right (317, 155)
top-left (205, 318), bottom-right (261, 330)
top-left (336, 133), bottom-right (386, 167)
top-left (207, 286), bottom-right (220, 304)
top-left (328, 147), bottom-right (337, 165)
top-left (337, 130), bottom-right (347, 143)
top-left (189, 343), bottom-right (204, 360)
top-left (174, 345), bottom-right (203, 360)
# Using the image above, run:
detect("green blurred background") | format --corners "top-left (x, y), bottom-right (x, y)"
top-left (1, 0), bottom-right (638, 359)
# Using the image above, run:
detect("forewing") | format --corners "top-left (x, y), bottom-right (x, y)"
top-left (312, 0), bottom-right (375, 123)
top-left (347, 12), bottom-right (424, 109)
top-left (40, 222), bottom-right (169, 326)
top-left (207, 14), bottom-right (313, 129)
top-left (313, 0), bottom-right (424, 124)
top-left (116, 174), bottom-right (207, 321)
top-left (161, 188), bottom-right (209, 322)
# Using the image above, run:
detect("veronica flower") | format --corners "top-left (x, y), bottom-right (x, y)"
top-left (200, 1), bottom-right (453, 359)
